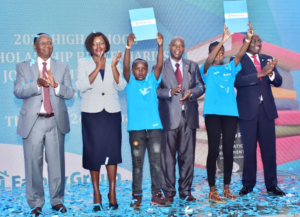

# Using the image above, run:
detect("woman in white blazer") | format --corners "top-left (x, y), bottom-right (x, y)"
top-left (76, 32), bottom-right (126, 211)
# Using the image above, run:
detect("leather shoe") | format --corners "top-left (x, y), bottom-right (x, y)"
top-left (239, 186), bottom-right (253, 196)
top-left (180, 194), bottom-right (197, 202)
top-left (267, 186), bottom-right (286, 196)
top-left (52, 204), bottom-right (67, 213)
top-left (30, 207), bottom-right (42, 216)
top-left (167, 196), bottom-right (174, 203)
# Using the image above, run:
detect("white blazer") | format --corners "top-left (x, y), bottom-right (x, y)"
top-left (76, 56), bottom-right (126, 113)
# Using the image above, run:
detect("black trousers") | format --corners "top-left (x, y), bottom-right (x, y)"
top-left (205, 114), bottom-right (238, 187)
top-left (160, 112), bottom-right (196, 197)
top-left (239, 103), bottom-right (277, 189)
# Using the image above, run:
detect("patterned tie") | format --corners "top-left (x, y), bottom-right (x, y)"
top-left (42, 62), bottom-right (53, 114)
top-left (175, 63), bottom-right (183, 104)
top-left (251, 55), bottom-right (262, 81)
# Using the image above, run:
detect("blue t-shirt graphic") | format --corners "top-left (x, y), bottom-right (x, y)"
top-left (125, 71), bottom-right (162, 131)
top-left (199, 59), bottom-right (242, 117)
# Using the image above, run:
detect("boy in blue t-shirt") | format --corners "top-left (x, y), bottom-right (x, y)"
top-left (123, 33), bottom-right (170, 209)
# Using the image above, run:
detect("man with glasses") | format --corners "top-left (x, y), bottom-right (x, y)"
top-left (157, 36), bottom-right (205, 202)
top-left (234, 34), bottom-right (285, 196)
top-left (14, 33), bottom-right (74, 216)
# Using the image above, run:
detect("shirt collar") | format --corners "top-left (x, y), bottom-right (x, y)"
top-left (170, 57), bottom-right (183, 67)
top-left (37, 56), bottom-right (51, 65)
top-left (246, 52), bottom-right (259, 59)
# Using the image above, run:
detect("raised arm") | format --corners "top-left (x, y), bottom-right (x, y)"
top-left (203, 24), bottom-right (231, 75)
top-left (123, 33), bottom-right (135, 82)
top-left (234, 22), bottom-right (253, 66)
top-left (154, 33), bottom-right (164, 80)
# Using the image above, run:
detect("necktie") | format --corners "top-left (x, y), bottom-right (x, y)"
top-left (42, 62), bottom-right (53, 114)
top-left (175, 63), bottom-right (183, 104)
top-left (175, 63), bottom-right (182, 86)
top-left (251, 55), bottom-right (262, 81)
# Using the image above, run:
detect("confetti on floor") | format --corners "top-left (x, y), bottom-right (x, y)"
top-left (1, 171), bottom-right (299, 216)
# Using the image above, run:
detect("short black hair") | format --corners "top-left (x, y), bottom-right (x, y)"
top-left (85, 32), bottom-right (110, 55)
top-left (132, 58), bottom-right (148, 69)
top-left (208, 41), bottom-right (224, 53)
top-left (33, 33), bottom-right (51, 44)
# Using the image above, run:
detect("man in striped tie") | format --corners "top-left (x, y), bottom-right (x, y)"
top-left (234, 34), bottom-right (285, 197)
top-left (14, 33), bottom-right (75, 216)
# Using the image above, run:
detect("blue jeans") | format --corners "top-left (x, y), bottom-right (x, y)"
top-left (129, 129), bottom-right (162, 195)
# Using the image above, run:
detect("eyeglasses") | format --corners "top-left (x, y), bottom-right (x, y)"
top-left (251, 39), bottom-right (262, 44)
top-left (35, 42), bottom-right (53, 46)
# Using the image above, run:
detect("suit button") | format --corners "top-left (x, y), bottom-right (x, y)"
top-left (37, 113), bottom-right (39, 115)
top-left (41, 100), bottom-right (43, 102)
top-left (102, 93), bottom-right (105, 96)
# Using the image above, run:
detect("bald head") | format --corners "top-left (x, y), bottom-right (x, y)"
top-left (170, 36), bottom-right (185, 46)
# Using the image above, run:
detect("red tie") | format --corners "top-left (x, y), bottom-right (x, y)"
top-left (175, 63), bottom-right (183, 104)
top-left (42, 62), bottom-right (53, 114)
top-left (175, 63), bottom-right (182, 86)
top-left (251, 55), bottom-right (262, 81)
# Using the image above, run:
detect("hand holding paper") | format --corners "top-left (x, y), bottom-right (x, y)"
top-left (246, 21), bottom-right (254, 40)
top-left (221, 24), bottom-right (232, 43)
top-left (127, 33), bottom-right (136, 49)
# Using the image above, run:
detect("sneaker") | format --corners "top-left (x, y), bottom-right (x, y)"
top-left (223, 189), bottom-right (237, 201)
top-left (150, 192), bottom-right (171, 207)
top-left (208, 191), bottom-right (226, 204)
top-left (130, 194), bottom-right (142, 209)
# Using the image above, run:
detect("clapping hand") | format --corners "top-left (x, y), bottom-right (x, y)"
top-left (37, 71), bottom-right (48, 87)
top-left (171, 85), bottom-right (181, 96)
top-left (45, 70), bottom-right (58, 88)
top-left (112, 51), bottom-right (122, 66)
top-left (180, 90), bottom-right (192, 101)
top-left (259, 58), bottom-right (278, 78)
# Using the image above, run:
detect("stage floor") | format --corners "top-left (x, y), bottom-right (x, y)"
top-left (1, 170), bottom-right (300, 216)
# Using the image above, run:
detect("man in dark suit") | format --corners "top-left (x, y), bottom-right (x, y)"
top-left (234, 34), bottom-right (285, 196)
top-left (14, 33), bottom-right (74, 216)
top-left (157, 36), bottom-right (205, 202)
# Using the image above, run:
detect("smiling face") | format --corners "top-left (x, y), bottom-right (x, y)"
top-left (132, 60), bottom-right (148, 81)
top-left (91, 36), bottom-right (106, 57)
top-left (210, 46), bottom-right (225, 66)
top-left (33, 35), bottom-right (53, 61)
top-left (247, 34), bottom-right (262, 55)
top-left (169, 37), bottom-right (185, 62)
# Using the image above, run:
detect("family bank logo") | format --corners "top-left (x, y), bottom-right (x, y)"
top-left (0, 170), bottom-right (122, 188)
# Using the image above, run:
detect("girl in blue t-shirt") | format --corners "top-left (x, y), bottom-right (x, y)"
top-left (200, 22), bottom-right (254, 203)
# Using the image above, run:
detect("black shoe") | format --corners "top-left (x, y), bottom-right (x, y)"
top-left (239, 186), bottom-right (253, 196)
top-left (109, 203), bottom-right (119, 210)
top-left (107, 193), bottom-right (119, 210)
top-left (267, 186), bottom-right (286, 196)
top-left (92, 204), bottom-right (103, 212)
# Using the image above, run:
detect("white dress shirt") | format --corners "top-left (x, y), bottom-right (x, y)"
top-left (169, 57), bottom-right (185, 110)
top-left (246, 52), bottom-right (275, 102)
top-left (37, 57), bottom-right (60, 113)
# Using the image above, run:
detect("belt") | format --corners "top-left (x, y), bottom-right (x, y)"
top-left (38, 113), bottom-right (54, 118)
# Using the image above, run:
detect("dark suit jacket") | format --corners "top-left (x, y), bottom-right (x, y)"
top-left (234, 54), bottom-right (282, 121)
top-left (157, 58), bottom-right (205, 130)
